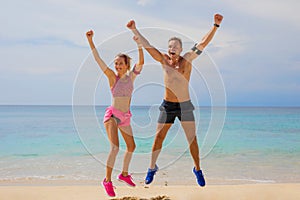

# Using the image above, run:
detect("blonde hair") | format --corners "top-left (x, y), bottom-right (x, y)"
top-left (115, 53), bottom-right (132, 71)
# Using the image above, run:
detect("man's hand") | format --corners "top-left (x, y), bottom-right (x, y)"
top-left (127, 20), bottom-right (136, 30)
top-left (86, 30), bottom-right (94, 39)
top-left (214, 14), bottom-right (223, 25)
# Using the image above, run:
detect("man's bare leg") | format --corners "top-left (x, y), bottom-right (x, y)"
top-left (145, 123), bottom-right (172, 184)
top-left (180, 121), bottom-right (200, 170)
top-left (150, 123), bottom-right (172, 169)
top-left (181, 121), bottom-right (205, 186)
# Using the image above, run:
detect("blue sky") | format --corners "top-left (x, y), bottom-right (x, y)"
top-left (1, 0), bottom-right (299, 106)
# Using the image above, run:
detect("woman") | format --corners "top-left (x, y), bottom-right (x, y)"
top-left (86, 30), bottom-right (144, 197)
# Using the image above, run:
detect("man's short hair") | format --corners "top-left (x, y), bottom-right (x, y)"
top-left (168, 37), bottom-right (182, 47)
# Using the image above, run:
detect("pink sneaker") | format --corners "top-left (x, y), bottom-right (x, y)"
top-left (102, 178), bottom-right (116, 197)
top-left (117, 173), bottom-right (136, 187)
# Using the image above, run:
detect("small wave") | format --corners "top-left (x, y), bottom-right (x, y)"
top-left (229, 178), bottom-right (276, 184)
top-left (12, 154), bottom-right (39, 157)
top-left (0, 175), bottom-right (100, 182)
top-left (0, 175), bottom-right (65, 182)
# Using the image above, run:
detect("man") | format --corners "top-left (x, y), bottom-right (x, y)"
top-left (127, 14), bottom-right (223, 186)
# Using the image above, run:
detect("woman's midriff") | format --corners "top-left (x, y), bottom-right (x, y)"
top-left (112, 97), bottom-right (131, 113)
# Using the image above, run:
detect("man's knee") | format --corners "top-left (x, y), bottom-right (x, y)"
top-left (155, 131), bottom-right (166, 142)
top-left (186, 134), bottom-right (198, 145)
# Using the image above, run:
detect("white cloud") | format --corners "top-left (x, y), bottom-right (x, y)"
top-left (224, 0), bottom-right (300, 28)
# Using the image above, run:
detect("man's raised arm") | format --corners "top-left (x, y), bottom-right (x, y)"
top-left (184, 14), bottom-right (223, 62)
top-left (127, 20), bottom-right (165, 63)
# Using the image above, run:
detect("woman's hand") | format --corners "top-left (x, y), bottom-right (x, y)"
top-left (86, 30), bottom-right (94, 39)
top-left (127, 20), bottom-right (136, 30)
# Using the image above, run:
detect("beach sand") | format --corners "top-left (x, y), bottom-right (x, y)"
top-left (0, 184), bottom-right (300, 200)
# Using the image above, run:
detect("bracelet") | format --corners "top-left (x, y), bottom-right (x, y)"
top-left (132, 64), bottom-right (141, 75)
top-left (214, 23), bottom-right (220, 28)
top-left (191, 44), bottom-right (202, 55)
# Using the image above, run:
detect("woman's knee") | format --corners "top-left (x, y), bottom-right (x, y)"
top-left (110, 145), bottom-right (120, 154)
top-left (127, 142), bottom-right (136, 153)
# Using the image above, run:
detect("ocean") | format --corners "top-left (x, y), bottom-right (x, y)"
top-left (0, 105), bottom-right (299, 185)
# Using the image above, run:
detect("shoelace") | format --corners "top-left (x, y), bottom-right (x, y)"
top-left (146, 170), bottom-right (156, 178)
top-left (121, 174), bottom-right (134, 180)
top-left (127, 174), bottom-right (134, 180)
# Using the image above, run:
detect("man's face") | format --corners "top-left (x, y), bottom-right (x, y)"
top-left (168, 40), bottom-right (182, 58)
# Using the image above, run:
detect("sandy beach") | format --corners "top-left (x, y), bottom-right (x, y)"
top-left (1, 184), bottom-right (300, 200)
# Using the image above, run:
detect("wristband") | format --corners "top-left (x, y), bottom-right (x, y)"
top-left (214, 23), bottom-right (220, 28)
top-left (191, 44), bottom-right (202, 55)
top-left (132, 64), bottom-right (141, 75)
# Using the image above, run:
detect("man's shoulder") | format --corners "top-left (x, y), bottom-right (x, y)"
top-left (181, 57), bottom-right (192, 69)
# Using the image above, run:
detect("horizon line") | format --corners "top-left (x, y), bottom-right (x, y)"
top-left (0, 104), bottom-right (300, 108)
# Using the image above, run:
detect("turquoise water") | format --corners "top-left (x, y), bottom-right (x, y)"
top-left (0, 105), bottom-right (300, 184)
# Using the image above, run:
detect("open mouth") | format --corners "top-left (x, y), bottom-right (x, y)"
top-left (170, 52), bottom-right (176, 55)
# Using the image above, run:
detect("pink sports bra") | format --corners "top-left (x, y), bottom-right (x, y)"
top-left (111, 65), bottom-right (141, 98)
top-left (111, 75), bottom-right (133, 97)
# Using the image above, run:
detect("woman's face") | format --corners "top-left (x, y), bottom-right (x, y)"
top-left (114, 56), bottom-right (128, 75)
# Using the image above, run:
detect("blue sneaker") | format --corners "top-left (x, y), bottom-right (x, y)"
top-left (193, 167), bottom-right (205, 187)
top-left (145, 164), bottom-right (159, 185)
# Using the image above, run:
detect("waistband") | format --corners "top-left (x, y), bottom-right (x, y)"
top-left (160, 99), bottom-right (194, 112)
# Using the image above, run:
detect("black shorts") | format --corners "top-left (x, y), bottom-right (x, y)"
top-left (157, 100), bottom-right (195, 124)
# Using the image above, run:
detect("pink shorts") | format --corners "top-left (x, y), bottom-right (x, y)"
top-left (103, 106), bottom-right (132, 127)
